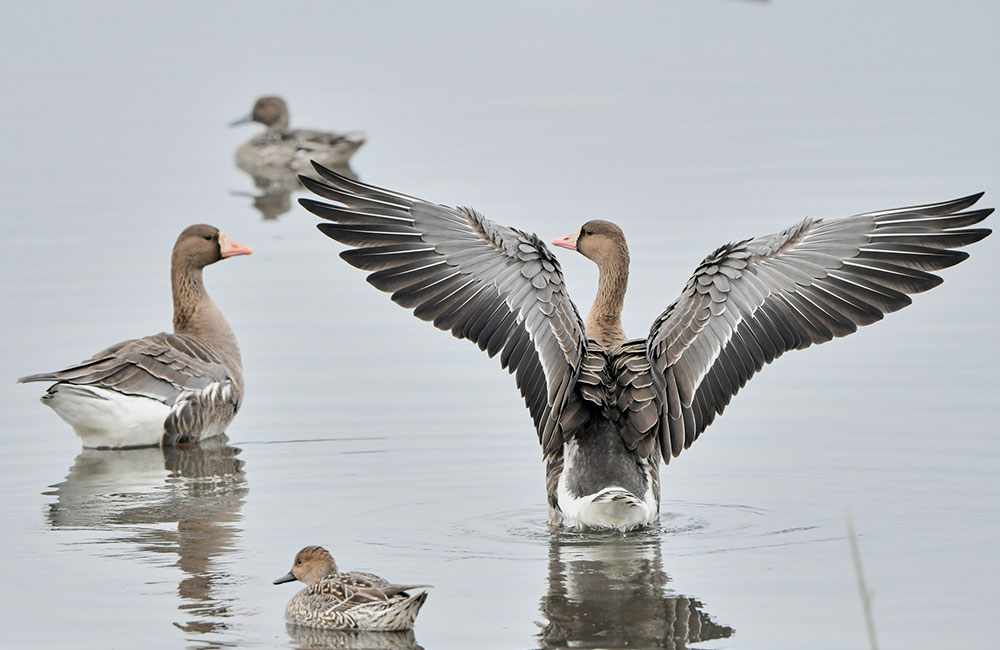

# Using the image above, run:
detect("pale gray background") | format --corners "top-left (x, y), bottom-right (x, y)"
top-left (1, 1), bottom-right (997, 648)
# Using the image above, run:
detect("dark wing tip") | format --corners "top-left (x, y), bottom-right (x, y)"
top-left (298, 175), bottom-right (346, 204)
top-left (949, 208), bottom-right (994, 229)
top-left (959, 227), bottom-right (992, 246)
top-left (949, 192), bottom-right (986, 213)
top-left (17, 372), bottom-right (52, 384)
top-left (310, 160), bottom-right (343, 182)
top-left (299, 197), bottom-right (331, 218)
top-left (316, 222), bottom-right (341, 241)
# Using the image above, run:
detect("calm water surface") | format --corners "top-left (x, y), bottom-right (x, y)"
top-left (1, 2), bottom-right (998, 648)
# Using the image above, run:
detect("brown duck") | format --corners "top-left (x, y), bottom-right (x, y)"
top-left (274, 546), bottom-right (430, 631)
top-left (231, 96), bottom-right (365, 177)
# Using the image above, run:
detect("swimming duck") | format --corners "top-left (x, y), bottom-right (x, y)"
top-left (298, 163), bottom-right (991, 531)
top-left (231, 96), bottom-right (365, 177)
top-left (274, 546), bottom-right (430, 631)
top-left (18, 225), bottom-right (252, 448)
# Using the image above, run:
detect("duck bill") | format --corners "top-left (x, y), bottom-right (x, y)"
top-left (550, 233), bottom-right (578, 251)
top-left (219, 232), bottom-right (253, 258)
top-left (229, 114), bottom-right (253, 127)
top-left (273, 571), bottom-right (297, 585)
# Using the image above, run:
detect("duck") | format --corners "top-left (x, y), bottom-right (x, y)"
top-left (231, 96), bottom-right (365, 177)
top-left (18, 225), bottom-right (252, 448)
top-left (297, 162), bottom-right (991, 531)
top-left (274, 546), bottom-right (430, 631)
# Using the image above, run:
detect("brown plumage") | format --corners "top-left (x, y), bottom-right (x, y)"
top-left (230, 96), bottom-right (365, 176)
top-left (274, 546), bottom-right (430, 631)
top-left (18, 225), bottom-right (252, 448)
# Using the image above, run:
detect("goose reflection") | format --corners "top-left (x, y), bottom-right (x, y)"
top-left (44, 435), bottom-right (246, 642)
top-left (539, 533), bottom-right (733, 649)
top-left (233, 163), bottom-right (358, 220)
top-left (285, 624), bottom-right (424, 650)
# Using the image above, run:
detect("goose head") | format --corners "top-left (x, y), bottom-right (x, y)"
top-left (172, 224), bottom-right (253, 271)
top-left (552, 220), bottom-right (630, 348)
top-left (551, 220), bottom-right (629, 268)
top-left (274, 545), bottom-right (338, 586)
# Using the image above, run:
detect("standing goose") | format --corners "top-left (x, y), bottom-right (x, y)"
top-left (231, 96), bottom-right (365, 177)
top-left (18, 225), bottom-right (252, 448)
top-left (298, 162), bottom-right (991, 531)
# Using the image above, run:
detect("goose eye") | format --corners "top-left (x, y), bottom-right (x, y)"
top-left (203, 234), bottom-right (213, 241)
top-left (585, 229), bottom-right (593, 236)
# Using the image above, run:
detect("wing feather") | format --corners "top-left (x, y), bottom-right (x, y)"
top-left (649, 194), bottom-right (991, 458)
top-left (300, 163), bottom-right (588, 456)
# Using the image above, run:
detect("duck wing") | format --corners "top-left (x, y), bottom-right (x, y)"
top-left (299, 163), bottom-right (588, 456)
top-left (646, 194), bottom-right (991, 460)
top-left (286, 128), bottom-right (365, 150)
top-left (313, 573), bottom-right (430, 606)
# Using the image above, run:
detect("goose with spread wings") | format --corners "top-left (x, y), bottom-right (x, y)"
top-left (299, 162), bottom-right (991, 531)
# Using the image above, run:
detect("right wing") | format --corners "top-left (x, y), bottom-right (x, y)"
top-left (298, 163), bottom-right (589, 456)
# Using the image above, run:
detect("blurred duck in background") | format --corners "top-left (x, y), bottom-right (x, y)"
top-left (231, 96), bottom-right (365, 177)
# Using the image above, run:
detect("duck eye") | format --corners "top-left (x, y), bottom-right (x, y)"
top-left (296, 559), bottom-right (302, 565)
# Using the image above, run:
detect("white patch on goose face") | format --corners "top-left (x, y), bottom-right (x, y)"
top-left (555, 440), bottom-right (659, 532)
top-left (44, 385), bottom-right (169, 448)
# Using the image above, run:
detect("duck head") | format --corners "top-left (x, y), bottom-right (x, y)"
top-left (230, 96), bottom-right (290, 130)
top-left (274, 545), bottom-right (339, 586)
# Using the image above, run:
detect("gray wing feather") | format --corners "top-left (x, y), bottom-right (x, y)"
top-left (18, 332), bottom-right (228, 401)
top-left (19, 332), bottom-right (239, 444)
top-left (299, 163), bottom-right (588, 457)
top-left (648, 194), bottom-right (991, 460)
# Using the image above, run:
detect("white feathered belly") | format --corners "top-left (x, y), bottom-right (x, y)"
top-left (44, 385), bottom-right (170, 448)
top-left (556, 440), bottom-right (659, 532)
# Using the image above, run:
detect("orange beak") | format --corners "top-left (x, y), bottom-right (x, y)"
top-left (219, 232), bottom-right (253, 258)
top-left (550, 233), bottom-right (578, 251)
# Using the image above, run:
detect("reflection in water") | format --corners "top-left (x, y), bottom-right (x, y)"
top-left (45, 436), bottom-right (247, 647)
top-left (234, 163), bottom-right (359, 220)
top-left (286, 624), bottom-right (424, 650)
top-left (539, 533), bottom-right (733, 649)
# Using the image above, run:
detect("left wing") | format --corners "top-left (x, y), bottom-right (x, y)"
top-left (298, 163), bottom-right (589, 457)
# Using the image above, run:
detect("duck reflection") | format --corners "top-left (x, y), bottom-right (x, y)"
top-left (539, 533), bottom-right (733, 649)
top-left (285, 624), bottom-right (424, 650)
top-left (233, 163), bottom-right (359, 220)
top-left (45, 435), bottom-right (246, 642)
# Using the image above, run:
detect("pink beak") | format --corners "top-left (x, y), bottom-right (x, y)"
top-left (219, 232), bottom-right (254, 258)
top-left (551, 233), bottom-right (577, 251)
